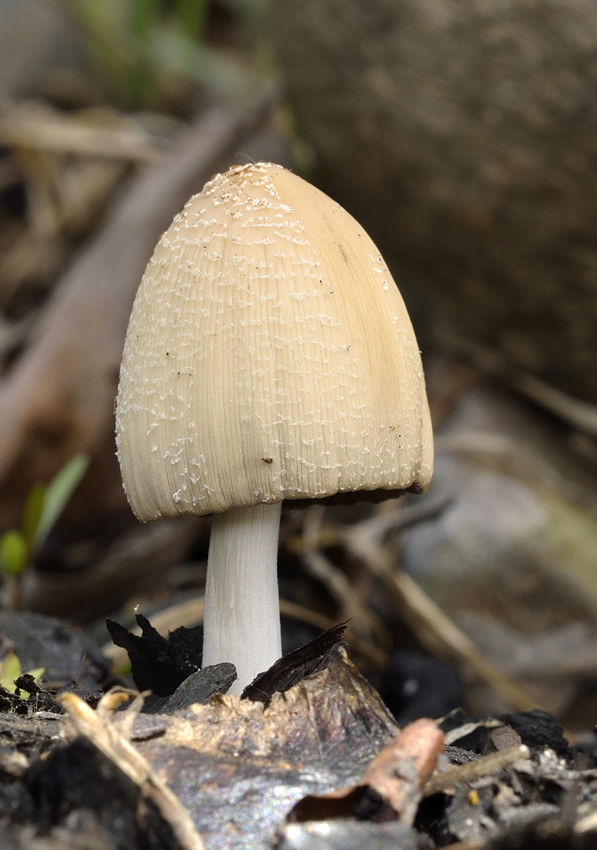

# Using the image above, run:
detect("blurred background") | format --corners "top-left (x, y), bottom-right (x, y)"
top-left (2, 0), bottom-right (597, 734)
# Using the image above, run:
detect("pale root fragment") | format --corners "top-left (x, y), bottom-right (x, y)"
top-left (116, 162), bottom-right (432, 521)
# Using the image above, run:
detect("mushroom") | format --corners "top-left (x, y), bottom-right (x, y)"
top-left (115, 162), bottom-right (433, 694)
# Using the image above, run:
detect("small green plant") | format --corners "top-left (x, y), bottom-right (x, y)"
top-left (0, 454), bottom-right (89, 607)
top-left (0, 651), bottom-right (44, 700)
top-left (69, 0), bottom-right (264, 109)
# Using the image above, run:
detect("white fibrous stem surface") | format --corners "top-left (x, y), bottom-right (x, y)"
top-left (202, 501), bottom-right (282, 694)
top-left (116, 162), bottom-right (433, 521)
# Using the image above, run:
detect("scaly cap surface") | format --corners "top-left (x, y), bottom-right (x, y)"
top-left (116, 162), bottom-right (433, 520)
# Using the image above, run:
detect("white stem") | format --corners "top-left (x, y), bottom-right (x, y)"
top-left (202, 501), bottom-right (283, 695)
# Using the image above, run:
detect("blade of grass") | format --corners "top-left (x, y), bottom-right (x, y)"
top-left (69, 0), bottom-right (131, 100)
top-left (126, 0), bottom-right (162, 104)
top-left (129, 0), bottom-right (162, 40)
top-left (22, 484), bottom-right (45, 548)
top-left (34, 454), bottom-right (89, 548)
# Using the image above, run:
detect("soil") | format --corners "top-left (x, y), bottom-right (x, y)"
top-left (0, 613), bottom-right (595, 850)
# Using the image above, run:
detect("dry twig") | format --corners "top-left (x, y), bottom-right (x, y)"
top-left (423, 744), bottom-right (530, 796)
top-left (0, 109), bottom-right (160, 162)
top-left (300, 505), bottom-right (391, 648)
top-left (438, 327), bottom-right (597, 438)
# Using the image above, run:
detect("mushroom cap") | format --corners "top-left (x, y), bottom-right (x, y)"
top-left (116, 162), bottom-right (433, 521)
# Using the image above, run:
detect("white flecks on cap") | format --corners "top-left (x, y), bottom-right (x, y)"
top-left (116, 162), bottom-right (433, 521)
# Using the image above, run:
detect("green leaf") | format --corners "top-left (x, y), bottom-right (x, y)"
top-left (25, 667), bottom-right (45, 683)
top-left (34, 454), bottom-right (89, 548)
top-left (0, 656), bottom-right (45, 700)
top-left (22, 484), bottom-right (46, 547)
top-left (0, 651), bottom-right (22, 692)
top-left (153, 26), bottom-right (261, 96)
top-left (0, 531), bottom-right (28, 577)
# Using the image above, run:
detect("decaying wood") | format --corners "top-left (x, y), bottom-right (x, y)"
top-left (60, 691), bottom-right (206, 850)
top-left (141, 648), bottom-right (397, 767)
top-left (0, 90), bottom-right (278, 519)
top-left (133, 648), bottom-right (399, 849)
top-left (101, 595), bottom-right (389, 671)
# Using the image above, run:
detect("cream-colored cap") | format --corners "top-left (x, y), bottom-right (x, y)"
top-left (116, 163), bottom-right (433, 521)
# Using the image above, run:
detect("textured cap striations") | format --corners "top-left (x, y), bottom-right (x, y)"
top-left (116, 162), bottom-right (433, 521)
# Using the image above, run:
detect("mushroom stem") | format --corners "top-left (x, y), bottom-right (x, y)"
top-left (202, 501), bottom-right (283, 695)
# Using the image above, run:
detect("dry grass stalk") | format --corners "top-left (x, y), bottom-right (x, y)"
top-left (287, 501), bottom-right (539, 712)
top-left (423, 744), bottom-right (530, 796)
top-left (342, 517), bottom-right (539, 712)
top-left (300, 505), bottom-right (391, 649)
top-left (0, 108), bottom-right (160, 163)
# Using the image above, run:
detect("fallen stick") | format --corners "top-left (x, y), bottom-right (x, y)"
top-left (0, 110), bottom-right (161, 162)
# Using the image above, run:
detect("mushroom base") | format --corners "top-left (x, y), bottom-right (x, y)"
top-left (202, 501), bottom-right (283, 695)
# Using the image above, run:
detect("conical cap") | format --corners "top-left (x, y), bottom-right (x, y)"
top-left (116, 163), bottom-right (433, 520)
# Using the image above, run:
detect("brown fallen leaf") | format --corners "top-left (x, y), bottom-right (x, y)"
top-left (362, 719), bottom-right (445, 821)
top-left (287, 718), bottom-right (444, 826)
